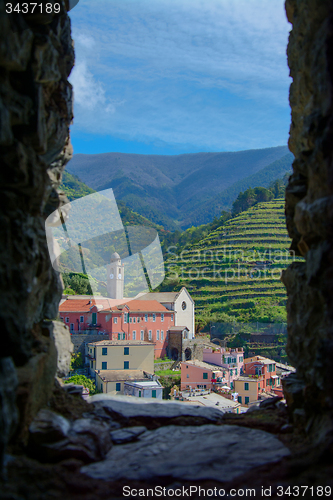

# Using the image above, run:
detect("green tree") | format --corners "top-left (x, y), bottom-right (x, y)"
top-left (65, 375), bottom-right (97, 394)
top-left (70, 353), bottom-right (84, 370)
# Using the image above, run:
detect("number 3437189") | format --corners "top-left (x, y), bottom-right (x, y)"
top-left (6, 3), bottom-right (61, 14)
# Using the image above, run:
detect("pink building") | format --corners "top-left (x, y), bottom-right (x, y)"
top-left (243, 356), bottom-right (280, 391)
top-left (181, 360), bottom-right (223, 391)
top-left (59, 296), bottom-right (175, 358)
top-left (202, 347), bottom-right (244, 389)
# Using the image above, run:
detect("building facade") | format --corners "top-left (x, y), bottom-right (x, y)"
top-left (60, 297), bottom-right (175, 358)
top-left (180, 360), bottom-right (223, 391)
top-left (124, 379), bottom-right (163, 399)
top-left (86, 340), bottom-right (154, 378)
top-left (202, 347), bottom-right (244, 389)
top-left (243, 356), bottom-right (280, 391)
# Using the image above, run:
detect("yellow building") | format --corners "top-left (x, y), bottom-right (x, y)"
top-left (86, 340), bottom-right (154, 379)
top-left (233, 376), bottom-right (264, 405)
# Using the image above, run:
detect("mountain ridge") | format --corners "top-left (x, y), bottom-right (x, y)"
top-left (67, 146), bottom-right (292, 229)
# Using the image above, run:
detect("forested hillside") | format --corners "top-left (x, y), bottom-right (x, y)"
top-left (67, 146), bottom-right (292, 229)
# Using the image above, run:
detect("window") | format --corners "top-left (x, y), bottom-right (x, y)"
top-left (102, 362), bottom-right (107, 370)
top-left (70, 323), bottom-right (74, 332)
top-left (114, 317), bottom-right (118, 324)
top-left (60, 316), bottom-right (63, 321)
top-left (80, 316), bottom-right (84, 323)
top-left (148, 330), bottom-right (152, 341)
top-left (171, 314), bottom-right (174, 321)
top-left (101, 384), bottom-right (103, 392)
top-left (140, 330), bottom-right (144, 340)
top-left (90, 360), bottom-right (93, 368)
top-left (65, 317), bottom-right (69, 323)
top-left (245, 397), bottom-right (249, 404)
top-left (92, 312), bottom-right (97, 325)
top-left (182, 301), bottom-right (187, 310)
top-left (161, 313), bottom-right (164, 322)
top-left (156, 330), bottom-right (160, 340)
top-left (118, 332), bottom-right (125, 340)
top-left (132, 331), bottom-right (136, 340)
top-left (129, 317), bottom-right (132, 323)
top-left (244, 382), bottom-right (249, 391)
top-left (124, 347), bottom-right (129, 355)
top-left (203, 372), bottom-right (208, 380)
top-left (116, 382), bottom-right (121, 392)
top-left (238, 396), bottom-right (242, 404)
top-left (124, 361), bottom-right (129, 369)
top-left (258, 383), bottom-right (260, 389)
top-left (144, 314), bottom-right (148, 322)
top-left (230, 370), bottom-right (233, 377)
top-left (152, 390), bottom-right (156, 398)
top-left (139, 390), bottom-right (141, 398)
top-left (235, 369), bottom-right (238, 375)
top-left (133, 317), bottom-right (136, 323)
top-left (102, 347), bottom-right (107, 355)
top-left (239, 356), bottom-right (243, 363)
top-left (161, 330), bottom-right (164, 340)
top-left (187, 374), bottom-right (189, 378)
top-left (153, 314), bottom-right (156, 322)
top-left (137, 317), bottom-right (140, 323)
top-left (124, 314), bottom-right (127, 324)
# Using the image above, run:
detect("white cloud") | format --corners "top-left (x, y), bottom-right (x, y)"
top-left (69, 0), bottom-right (292, 151)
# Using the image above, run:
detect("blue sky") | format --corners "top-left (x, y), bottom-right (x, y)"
top-left (69, 0), bottom-right (292, 155)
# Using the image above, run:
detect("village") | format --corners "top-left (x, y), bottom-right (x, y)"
top-left (60, 252), bottom-right (294, 414)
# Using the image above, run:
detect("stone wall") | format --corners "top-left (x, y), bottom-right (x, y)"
top-left (282, 0), bottom-right (333, 440)
top-left (0, 0), bottom-right (74, 455)
top-left (71, 334), bottom-right (110, 357)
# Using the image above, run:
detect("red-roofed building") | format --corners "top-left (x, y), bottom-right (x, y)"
top-left (59, 296), bottom-right (175, 358)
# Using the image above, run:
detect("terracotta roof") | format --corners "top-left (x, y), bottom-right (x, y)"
top-left (59, 297), bottom-right (167, 313)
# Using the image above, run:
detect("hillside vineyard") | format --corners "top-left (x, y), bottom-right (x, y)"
top-left (164, 200), bottom-right (300, 323)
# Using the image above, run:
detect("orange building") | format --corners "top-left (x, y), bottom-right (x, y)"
top-left (243, 355), bottom-right (280, 391)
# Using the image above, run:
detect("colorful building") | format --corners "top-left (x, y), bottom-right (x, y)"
top-left (60, 297), bottom-right (175, 358)
top-left (202, 346), bottom-right (244, 389)
top-left (86, 340), bottom-right (154, 378)
top-left (233, 376), bottom-right (264, 405)
top-left (124, 379), bottom-right (163, 399)
top-left (242, 356), bottom-right (280, 391)
top-left (180, 360), bottom-right (223, 391)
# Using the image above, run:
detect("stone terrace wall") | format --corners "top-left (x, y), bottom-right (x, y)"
top-left (282, 0), bottom-right (333, 440)
top-left (71, 334), bottom-right (110, 357)
top-left (0, 0), bottom-right (74, 457)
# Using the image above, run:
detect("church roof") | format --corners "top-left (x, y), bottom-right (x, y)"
top-left (110, 252), bottom-right (121, 262)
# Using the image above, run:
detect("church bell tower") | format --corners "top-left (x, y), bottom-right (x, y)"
top-left (107, 252), bottom-right (124, 299)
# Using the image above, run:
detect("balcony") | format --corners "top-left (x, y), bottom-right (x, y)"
top-left (86, 323), bottom-right (102, 329)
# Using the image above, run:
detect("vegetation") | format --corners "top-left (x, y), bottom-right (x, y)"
top-left (65, 374), bottom-right (97, 394)
top-left (70, 353), bottom-right (84, 370)
top-left (158, 198), bottom-right (303, 330)
top-left (155, 369), bottom-right (181, 376)
top-left (60, 171), bottom-right (95, 201)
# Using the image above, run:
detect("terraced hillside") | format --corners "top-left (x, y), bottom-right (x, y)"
top-left (161, 199), bottom-right (301, 328)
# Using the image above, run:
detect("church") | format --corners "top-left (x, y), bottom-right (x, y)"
top-left (59, 252), bottom-right (195, 359)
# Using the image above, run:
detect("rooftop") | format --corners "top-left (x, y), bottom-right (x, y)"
top-left (59, 297), bottom-right (169, 313)
top-left (244, 356), bottom-right (276, 365)
top-left (125, 380), bottom-right (162, 388)
top-left (234, 376), bottom-right (263, 383)
top-left (96, 369), bottom-right (148, 382)
top-left (181, 360), bottom-right (223, 371)
top-left (88, 340), bottom-right (153, 347)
